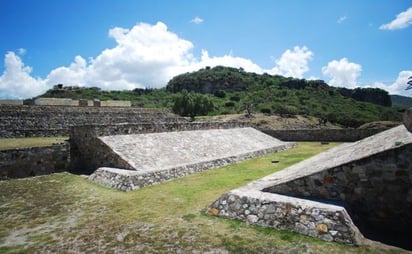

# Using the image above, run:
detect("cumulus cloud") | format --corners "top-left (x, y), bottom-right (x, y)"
top-left (322, 58), bottom-right (362, 88)
top-left (265, 46), bottom-right (313, 78)
top-left (373, 70), bottom-right (412, 96)
top-left (0, 21), bottom-right (317, 99)
top-left (190, 16), bottom-right (204, 24)
top-left (380, 7), bottom-right (412, 30)
top-left (0, 52), bottom-right (48, 99)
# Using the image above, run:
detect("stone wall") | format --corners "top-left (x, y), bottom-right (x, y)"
top-left (261, 128), bottom-right (389, 142)
top-left (69, 122), bottom-right (249, 174)
top-left (263, 144), bottom-right (412, 235)
top-left (0, 99), bottom-right (23, 105)
top-left (0, 105), bottom-right (185, 138)
top-left (33, 98), bottom-right (131, 107)
top-left (208, 125), bottom-right (412, 248)
top-left (0, 143), bottom-right (70, 179)
top-left (209, 191), bottom-right (363, 244)
top-left (90, 141), bottom-right (294, 191)
top-left (99, 100), bottom-right (131, 107)
top-left (35, 98), bottom-right (79, 106)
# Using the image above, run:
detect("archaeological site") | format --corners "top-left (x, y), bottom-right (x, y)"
top-left (0, 100), bottom-right (411, 251)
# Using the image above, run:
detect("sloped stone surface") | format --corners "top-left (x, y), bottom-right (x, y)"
top-left (89, 127), bottom-right (296, 190)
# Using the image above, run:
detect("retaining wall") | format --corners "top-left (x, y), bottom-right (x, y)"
top-left (209, 124), bottom-right (412, 249)
top-left (69, 122), bottom-right (249, 174)
top-left (261, 128), bottom-right (390, 142)
top-left (0, 105), bottom-right (185, 138)
top-left (0, 143), bottom-right (70, 179)
top-left (0, 99), bottom-right (23, 105)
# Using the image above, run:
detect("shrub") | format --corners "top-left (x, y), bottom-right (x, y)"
top-left (214, 90), bottom-right (226, 98)
top-left (225, 101), bottom-right (235, 107)
top-left (230, 96), bottom-right (241, 102)
top-left (260, 108), bottom-right (271, 114)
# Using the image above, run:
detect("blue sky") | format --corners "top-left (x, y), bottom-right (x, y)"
top-left (0, 0), bottom-right (411, 99)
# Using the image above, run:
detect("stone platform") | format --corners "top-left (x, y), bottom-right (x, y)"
top-left (89, 127), bottom-right (296, 191)
top-left (209, 125), bottom-right (412, 249)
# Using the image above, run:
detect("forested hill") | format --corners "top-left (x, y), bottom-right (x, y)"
top-left (391, 94), bottom-right (412, 109)
top-left (36, 66), bottom-right (404, 128)
top-left (167, 66), bottom-right (392, 107)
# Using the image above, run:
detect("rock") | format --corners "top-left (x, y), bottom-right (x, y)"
top-left (209, 208), bottom-right (219, 216)
top-left (246, 215), bottom-right (259, 224)
top-left (316, 223), bottom-right (328, 233)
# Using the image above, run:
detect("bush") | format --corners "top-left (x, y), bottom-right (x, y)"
top-left (260, 108), bottom-right (271, 114)
top-left (214, 90), bottom-right (226, 98)
top-left (230, 96), bottom-right (241, 102)
top-left (225, 101), bottom-right (235, 107)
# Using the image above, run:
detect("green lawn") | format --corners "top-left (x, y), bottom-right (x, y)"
top-left (0, 137), bottom-right (68, 151)
top-left (0, 142), bottom-right (405, 253)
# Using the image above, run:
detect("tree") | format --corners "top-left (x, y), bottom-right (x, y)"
top-left (407, 76), bottom-right (412, 90)
top-left (172, 90), bottom-right (214, 120)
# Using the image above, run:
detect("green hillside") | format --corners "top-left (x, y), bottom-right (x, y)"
top-left (391, 94), bottom-right (412, 109)
top-left (36, 66), bottom-right (403, 128)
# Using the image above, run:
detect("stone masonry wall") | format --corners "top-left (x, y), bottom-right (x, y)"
top-left (0, 105), bottom-right (184, 138)
top-left (209, 191), bottom-right (363, 244)
top-left (263, 143), bottom-right (412, 233)
top-left (0, 143), bottom-right (70, 179)
top-left (90, 142), bottom-right (295, 191)
top-left (69, 122), bottom-right (249, 173)
top-left (261, 128), bottom-right (389, 142)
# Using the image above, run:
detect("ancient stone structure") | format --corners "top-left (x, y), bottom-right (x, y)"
top-left (0, 99), bottom-right (23, 105)
top-left (0, 105), bottom-right (184, 137)
top-left (0, 143), bottom-right (70, 179)
top-left (69, 123), bottom-right (296, 190)
top-left (261, 128), bottom-right (389, 142)
top-left (209, 124), bottom-right (412, 249)
top-left (33, 97), bottom-right (131, 107)
top-left (34, 98), bottom-right (79, 106)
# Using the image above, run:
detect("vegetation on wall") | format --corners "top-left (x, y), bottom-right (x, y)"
top-left (36, 66), bottom-right (404, 128)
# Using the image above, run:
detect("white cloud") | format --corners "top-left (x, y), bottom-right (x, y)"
top-left (373, 70), bottom-right (412, 96)
top-left (337, 16), bottom-right (347, 24)
top-left (322, 58), bottom-right (362, 88)
top-left (0, 21), bottom-right (317, 98)
top-left (0, 52), bottom-right (48, 99)
top-left (190, 16), bottom-right (204, 24)
top-left (18, 48), bottom-right (26, 55)
top-left (265, 46), bottom-right (314, 78)
top-left (380, 7), bottom-right (412, 30)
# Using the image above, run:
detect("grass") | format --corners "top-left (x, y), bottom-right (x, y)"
top-left (0, 142), bottom-right (406, 253)
top-left (0, 137), bottom-right (68, 151)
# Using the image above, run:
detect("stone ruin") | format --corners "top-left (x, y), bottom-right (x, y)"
top-left (208, 110), bottom-right (412, 250)
top-left (1, 102), bottom-right (411, 250)
top-left (69, 123), bottom-right (296, 191)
